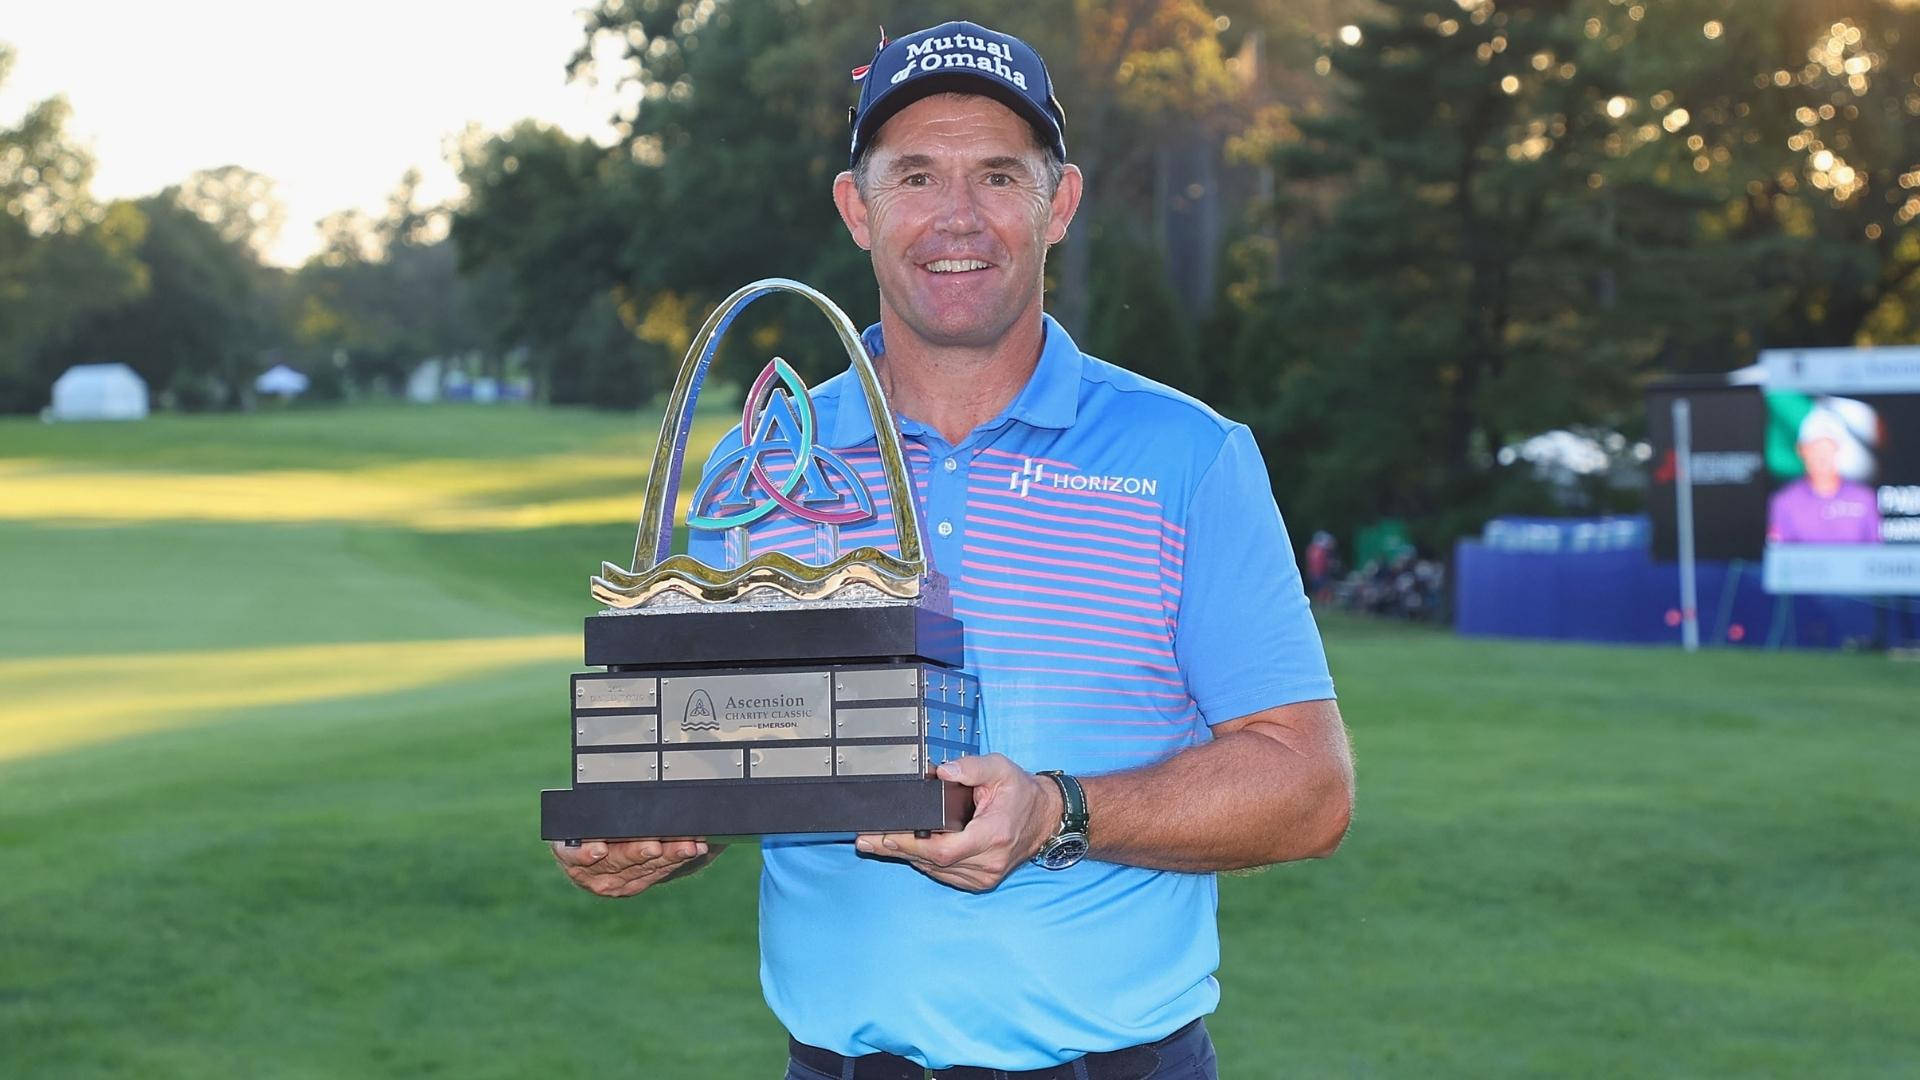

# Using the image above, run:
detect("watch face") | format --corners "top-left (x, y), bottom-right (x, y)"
top-left (1037, 833), bottom-right (1088, 870)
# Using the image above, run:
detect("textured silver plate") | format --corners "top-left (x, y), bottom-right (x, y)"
top-left (837, 744), bottom-right (920, 776)
top-left (659, 671), bottom-right (831, 744)
top-left (750, 746), bottom-right (835, 778)
top-left (835, 705), bottom-right (921, 739)
top-left (576, 752), bottom-right (658, 784)
top-left (661, 748), bottom-right (744, 779)
top-left (835, 667), bottom-right (921, 703)
top-left (576, 713), bottom-right (659, 746)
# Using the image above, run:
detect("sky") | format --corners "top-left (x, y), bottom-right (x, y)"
top-left (1, 1), bottom-right (631, 266)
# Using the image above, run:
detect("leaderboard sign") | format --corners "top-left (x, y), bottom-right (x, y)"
top-left (1646, 379), bottom-right (1769, 563)
top-left (1648, 350), bottom-right (1920, 594)
top-left (1758, 348), bottom-right (1920, 595)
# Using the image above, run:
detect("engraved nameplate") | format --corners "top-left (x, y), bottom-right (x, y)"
top-left (575, 677), bottom-right (659, 709)
top-left (659, 671), bottom-right (832, 744)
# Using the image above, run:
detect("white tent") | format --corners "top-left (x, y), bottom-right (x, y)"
top-left (407, 358), bottom-right (442, 403)
top-left (47, 363), bottom-right (148, 421)
top-left (254, 363), bottom-right (310, 397)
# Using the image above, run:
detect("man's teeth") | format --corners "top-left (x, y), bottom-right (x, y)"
top-left (925, 259), bottom-right (990, 273)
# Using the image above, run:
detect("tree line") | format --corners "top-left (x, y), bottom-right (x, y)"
top-left (5, 0), bottom-right (1920, 549)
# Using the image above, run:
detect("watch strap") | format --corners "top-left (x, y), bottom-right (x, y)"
top-left (1038, 770), bottom-right (1088, 839)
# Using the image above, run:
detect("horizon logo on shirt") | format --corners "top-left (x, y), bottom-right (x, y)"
top-left (1008, 458), bottom-right (1046, 497)
top-left (1008, 457), bottom-right (1160, 499)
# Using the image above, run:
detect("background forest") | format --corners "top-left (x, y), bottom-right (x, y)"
top-left (8, 0), bottom-right (1920, 548)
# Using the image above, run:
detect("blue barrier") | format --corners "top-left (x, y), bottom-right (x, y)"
top-left (1455, 517), bottom-right (1902, 648)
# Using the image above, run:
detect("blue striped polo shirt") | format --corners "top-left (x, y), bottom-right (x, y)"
top-left (685, 314), bottom-right (1334, 1071)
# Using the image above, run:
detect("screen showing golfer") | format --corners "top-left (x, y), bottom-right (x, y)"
top-left (1765, 395), bottom-right (1883, 544)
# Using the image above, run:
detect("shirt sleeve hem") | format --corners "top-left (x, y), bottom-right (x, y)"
top-left (1198, 679), bottom-right (1337, 726)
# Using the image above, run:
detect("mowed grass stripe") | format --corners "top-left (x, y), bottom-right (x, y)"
top-left (0, 456), bottom-right (695, 530)
top-left (0, 634), bottom-right (575, 760)
top-left (0, 402), bottom-right (662, 469)
top-left (0, 519), bottom-right (601, 659)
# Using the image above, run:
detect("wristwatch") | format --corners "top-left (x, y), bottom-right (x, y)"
top-left (1032, 770), bottom-right (1090, 870)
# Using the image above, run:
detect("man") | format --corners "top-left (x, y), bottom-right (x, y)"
top-left (554, 21), bottom-right (1353, 1079)
top-left (1767, 405), bottom-right (1881, 544)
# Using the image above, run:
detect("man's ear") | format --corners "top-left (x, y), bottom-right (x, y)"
top-left (1045, 164), bottom-right (1084, 246)
top-left (833, 171), bottom-right (872, 251)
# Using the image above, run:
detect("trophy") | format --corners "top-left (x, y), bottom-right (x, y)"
top-left (540, 279), bottom-right (981, 843)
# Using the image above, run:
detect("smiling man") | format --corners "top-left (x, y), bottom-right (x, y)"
top-left (553, 21), bottom-right (1353, 1080)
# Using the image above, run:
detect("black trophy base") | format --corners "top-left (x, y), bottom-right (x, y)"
top-left (550, 604), bottom-right (981, 841)
top-left (541, 775), bottom-right (973, 842)
top-left (585, 604), bottom-right (964, 669)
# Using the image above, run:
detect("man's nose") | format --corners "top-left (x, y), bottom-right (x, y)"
top-left (935, 181), bottom-right (984, 234)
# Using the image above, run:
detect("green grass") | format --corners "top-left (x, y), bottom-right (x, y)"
top-left (2, 406), bottom-right (1916, 1078)
top-left (1221, 618), bottom-right (1917, 1077)
top-left (0, 403), bottom-right (651, 470)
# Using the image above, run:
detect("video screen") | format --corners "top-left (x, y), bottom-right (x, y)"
top-left (1758, 351), bottom-right (1920, 595)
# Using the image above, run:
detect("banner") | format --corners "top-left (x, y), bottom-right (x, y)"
top-left (1758, 384), bottom-right (1920, 594)
top-left (1761, 349), bottom-right (1920, 594)
top-left (1646, 382), bottom-right (1768, 561)
top-left (1648, 352), bottom-right (1920, 594)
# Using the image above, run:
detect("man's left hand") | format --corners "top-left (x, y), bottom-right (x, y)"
top-left (855, 753), bottom-right (1062, 892)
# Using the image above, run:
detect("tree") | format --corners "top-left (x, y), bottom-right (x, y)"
top-left (1231, 0), bottom-right (1658, 546)
top-left (174, 164), bottom-right (287, 261)
top-left (1621, 0), bottom-right (1920, 355)
top-left (51, 191), bottom-right (268, 409)
top-left (561, 0), bottom-right (887, 384)
top-left (430, 0), bottom-right (1321, 408)
top-left (1080, 213), bottom-right (1200, 392)
top-left (1223, 0), bottom-right (1920, 548)
top-left (451, 121), bottom-right (659, 402)
top-left (0, 43), bottom-right (148, 412)
top-left (293, 168), bottom-right (505, 398)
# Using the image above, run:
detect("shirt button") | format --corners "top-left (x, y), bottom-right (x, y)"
top-left (936, 520), bottom-right (954, 538)
top-left (942, 457), bottom-right (958, 473)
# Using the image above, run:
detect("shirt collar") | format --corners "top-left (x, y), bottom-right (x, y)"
top-left (825, 314), bottom-right (1084, 448)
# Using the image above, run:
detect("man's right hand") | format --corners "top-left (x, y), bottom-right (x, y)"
top-left (550, 839), bottom-right (722, 898)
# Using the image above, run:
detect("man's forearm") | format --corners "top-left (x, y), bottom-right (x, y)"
top-left (1078, 701), bottom-right (1353, 873)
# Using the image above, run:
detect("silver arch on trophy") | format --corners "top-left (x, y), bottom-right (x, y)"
top-left (593, 277), bottom-right (936, 609)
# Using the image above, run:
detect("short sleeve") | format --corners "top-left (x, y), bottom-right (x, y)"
top-left (1173, 425), bottom-right (1335, 724)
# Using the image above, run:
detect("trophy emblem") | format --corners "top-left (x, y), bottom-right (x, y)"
top-left (540, 279), bottom-right (980, 842)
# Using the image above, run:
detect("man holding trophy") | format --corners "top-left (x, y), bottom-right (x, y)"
top-left (550, 20), bottom-right (1353, 1080)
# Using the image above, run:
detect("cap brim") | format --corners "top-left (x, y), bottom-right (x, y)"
top-left (854, 72), bottom-right (1064, 164)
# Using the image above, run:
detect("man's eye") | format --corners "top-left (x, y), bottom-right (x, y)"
top-left (985, 173), bottom-right (1013, 186)
top-left (903, 174), bottom-right (932, 186)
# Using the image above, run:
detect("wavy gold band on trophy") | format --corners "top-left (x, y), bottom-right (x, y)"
top-left (592, 278), bottom-right (929, 608)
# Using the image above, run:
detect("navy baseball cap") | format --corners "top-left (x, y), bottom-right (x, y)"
top-left (849, 21), bottom-right (1067, 167)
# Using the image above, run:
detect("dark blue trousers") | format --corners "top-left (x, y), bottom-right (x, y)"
top-left (783, 1017), bottom-right (1218, 1080)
